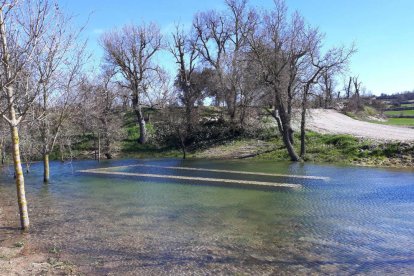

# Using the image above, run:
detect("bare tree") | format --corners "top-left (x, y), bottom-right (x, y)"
top-left (318, 71), bottom-right (335, 108)
top-left (193, 0), bottom-right (255, 130)
top-left (248, 1), bottom-right (301, 161)
top-left (101, 23), bottom-right (162, 144)
top-left (193, 9), bottom-right (229, 113)
top-left (35, 16), bottom-right (87, 182)
top-left (0, 0), bottom-right (61, 230)
top-left (169, 25), bottom-right (201, 132)
top-left (299, 45), bottom-right (355, 157)
top-left (345, 76), bottom-right (352, 99)
top-left (352, 76), bottom-right (362, 108)
top-left (222, 0), bottom-right (252, 126)
top-left (80, 68), bottom-right (124, 160)
top-left (247, 0), bottom-right (355, 161)
top-left (343, 75), bottom-right (363, 111)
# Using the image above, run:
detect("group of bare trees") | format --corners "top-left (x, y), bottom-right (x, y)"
top-left (0, 0), bottom-right (87, 230)
top-left (96, 0), bottom-right (355, 162)
top-left (1, 0), bottom-right (356, 230)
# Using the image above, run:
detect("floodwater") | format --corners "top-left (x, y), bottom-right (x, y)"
top-left (1, 159), bottom-right (414, 275)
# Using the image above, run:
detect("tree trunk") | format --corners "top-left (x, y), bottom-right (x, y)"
top-left (135, 106), bottom-right (147, 144)
top-left (178, 130), bottom-right (187, 160)
top-left (104, 134), bottom-right (112, 159)
top-left (0, 136), bottom-right (4, 165)
top-left (274, 110), bottom-right (300, 162)
top-left (10, 125), bottom-right (30, 230)
top-left (43, 153), bottom-right (50, 183)
top-left (226, 88), bottom-right (238, 135)
top-left (346, 77), bottom-right (352, 98)
top-left (282, 124), bottom-right (300, 161)
top-left (181, 146), bottom-right (186, 160)
top-left (277, 127), bottom-right (299, 162)
top-left (300, 107), bottom-right (306, 157)
top-left (300, 89), bottom-right (309, 157)
top-left (185, 104), bottom-right (193, 133)
top-left (278, 104), bottom-right (300, 161)
top-left (287, 86), bottom-right (295, 145)
top-left (60, 144), bottom-right (64, 162)
top-left (97, 133), bottom-right (101, 162)
top-left (41, 117), bottom-right (50, 183)
top-left (288, 127), bottom-right (294, 145)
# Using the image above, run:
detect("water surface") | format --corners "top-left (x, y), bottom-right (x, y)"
top-left (1, 159), bottom-right (414, 275)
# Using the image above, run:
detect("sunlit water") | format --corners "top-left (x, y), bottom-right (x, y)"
top-left (1, 159), bottom-right (414, 275)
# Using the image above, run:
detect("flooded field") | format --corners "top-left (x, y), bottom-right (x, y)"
top-left (1, 159), bottom-right (414, 275)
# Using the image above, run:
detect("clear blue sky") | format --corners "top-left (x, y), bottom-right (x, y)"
top-left (59, 0), bottom-right (414, 95)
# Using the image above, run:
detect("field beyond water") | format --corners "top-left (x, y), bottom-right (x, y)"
top-left (383, 117), bottom-right (414, 126)
top-left (1, 159), bottom-right (414, 274)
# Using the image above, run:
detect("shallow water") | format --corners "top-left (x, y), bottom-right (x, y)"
top-left (1, 159), bottom-right (414, 275)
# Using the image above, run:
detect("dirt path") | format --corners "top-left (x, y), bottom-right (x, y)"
top-left (307, 109), bottom-right (414, 142)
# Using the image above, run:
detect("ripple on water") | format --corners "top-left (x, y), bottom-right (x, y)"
top-left (1, 159), bottom-right (414, 274)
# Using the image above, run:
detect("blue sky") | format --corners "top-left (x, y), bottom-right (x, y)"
top-left (60, 0), bottom-right (414, 95)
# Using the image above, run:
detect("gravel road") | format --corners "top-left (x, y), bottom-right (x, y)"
top-left (307, 109), bottom-right (414, 142)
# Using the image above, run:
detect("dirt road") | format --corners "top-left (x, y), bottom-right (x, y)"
top-left (307, 109), bottom-right (414, 142)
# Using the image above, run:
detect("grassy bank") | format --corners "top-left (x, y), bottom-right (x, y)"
top-left (50, 108), bottom-right (414, 168)
top-left (190, 132), bottom-right (414, 168)
top-left (68, 122), bottom-right (414, 168)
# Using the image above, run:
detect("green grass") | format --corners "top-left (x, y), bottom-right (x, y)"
top-left (255, 132), bottom-right (364, 164)
top-left (384, 110), bottom-right (414, 116)
top-left (121, 123), bottom-right (181, 158)
top-left (364, 106), bottom-right (378, 116)
top-left (253, 132), bottom-right (414, 166)
top-left (383, 118), bottom-right (414, 126)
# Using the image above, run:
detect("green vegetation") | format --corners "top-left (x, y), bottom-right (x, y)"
top-left (57, 107), bottom-right (413, 168)
top-left (249, 132), bottom-right (414, 166)
top-left (121, 117), bottom-right (175, 158)
top-left (384, 110), bottom-right (414, 116)
top-left (363, 106), bottom-right (378, 116)
top-left (13, 241), bottom-right (24, 248)
top-left (383, 118), bottom-right (414, 126)
top-left (344, 103), bottom-right (414, 127)
top-left (344, 106), bottom-right (381, 121)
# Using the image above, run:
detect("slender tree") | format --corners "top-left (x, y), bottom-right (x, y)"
top-left (0, 0), bottom-right (60, 230)
top-left (169, 25), bottom-right (201, 133)
top-left (299, 46), bottom-right (355, 157)
top-left (36, 30), bottom-right (87, 182)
